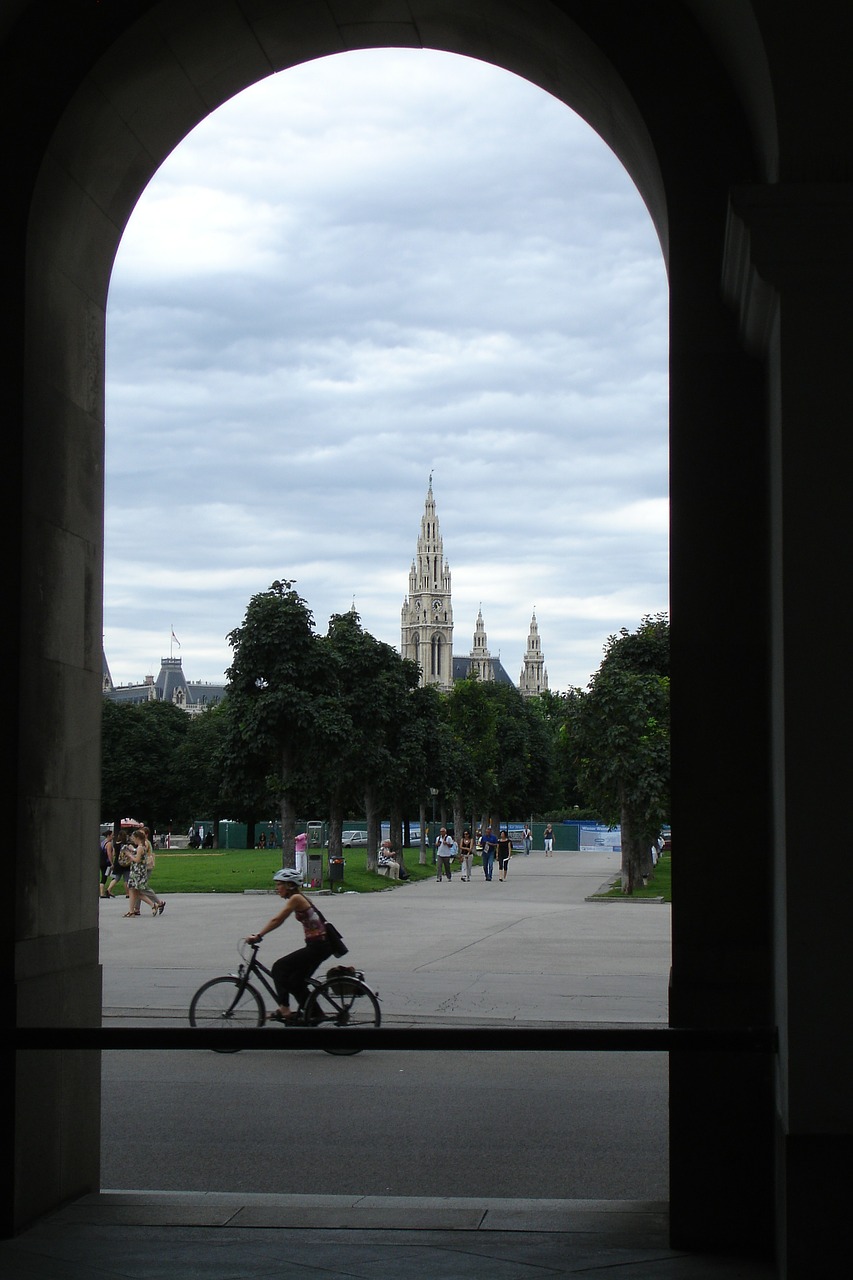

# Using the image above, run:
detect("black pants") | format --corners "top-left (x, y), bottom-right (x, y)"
top-left (272, 939), bottom-right (335, 1009)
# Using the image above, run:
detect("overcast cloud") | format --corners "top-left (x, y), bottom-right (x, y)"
top-left (104, 48), bottom-right (668, 694)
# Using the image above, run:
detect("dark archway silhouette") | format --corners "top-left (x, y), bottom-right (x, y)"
top-left (7, 6), bottom-right (850, 1276)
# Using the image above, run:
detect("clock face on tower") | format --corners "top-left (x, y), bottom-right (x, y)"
top-left (433, 598), bottom-right (442, 614)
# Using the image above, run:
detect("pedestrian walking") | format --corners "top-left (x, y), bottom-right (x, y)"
top-left (435, 827), bottom-right (455, 881)
top-left (99, 830), bottom-right (115, 899)
top-left (458, 829), bottom-right (474, 881)
top-left (497, 829), bottom-right (512, 881)
top-left (481, 826), bottom-right (498, 881)
top-left (125, 828), bottom-right (165, 917)
top-left (107, 831), bottom-right (132, 901)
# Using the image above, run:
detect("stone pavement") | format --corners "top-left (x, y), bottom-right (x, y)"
top-left (3, 850), bottom-right (777, 1277)
top-left (98, 846), bottom-right (671, 1027)
top-left (0, 1193), bottom-right (775, 1278)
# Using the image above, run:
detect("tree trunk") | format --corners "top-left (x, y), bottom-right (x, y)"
top-left (619, 789), bottom-right (640, 895)
top-left (639, 838), bottom-right (656, 884)
top-left (419, 802), bottom-right (427, 865)
top-left (453, 795), bottom-right (465, 845)
top-left (389, 804), bottom-right (404, 863)
top-left (365, 787), bottom-right (380, 871)
top-left (279, 792), bottom-right (297, 868)
top-left (327, 795), bottom-right (344, 860)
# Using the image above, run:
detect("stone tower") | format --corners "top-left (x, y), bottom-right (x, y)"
top-left (519, 610), bottom-right (549, 697)
top-left (401, 478), bottom-right (454, 691)
top-left (469, 607), bottom-right (495, 682)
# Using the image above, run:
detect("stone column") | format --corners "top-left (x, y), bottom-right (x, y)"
top-left (724, 184), bottom-right (853, 1276)
top-left (667, 213), bottom-right (775, 1254)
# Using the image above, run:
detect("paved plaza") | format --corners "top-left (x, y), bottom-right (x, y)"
top-left (99, 846), bottom-right (671, 1028)
top-left (3, 849), bottom-right (774, 1277)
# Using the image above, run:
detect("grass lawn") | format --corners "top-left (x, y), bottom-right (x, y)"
top-left (120, 847), bottom-right (668, 899)
top-left (137, 846), bottom-right (443, 894)
top-left (600, 852), bottom-right (671, 902)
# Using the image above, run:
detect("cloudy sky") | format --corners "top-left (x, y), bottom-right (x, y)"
top-left (104, 47), bottom-right (668, 695)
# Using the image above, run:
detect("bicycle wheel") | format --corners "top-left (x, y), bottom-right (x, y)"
top-left (189, 976), bottom-right (265, 1051)
top-left (303, 977), bottom-right (381, 1055)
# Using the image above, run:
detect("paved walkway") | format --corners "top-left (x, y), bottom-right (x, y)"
top-left (1, 1192), bottom-right (775, 1278)
top-left (4, 851), bottom-right (777, 1276)
top-left (99, 847), bottom-right (670, 1027)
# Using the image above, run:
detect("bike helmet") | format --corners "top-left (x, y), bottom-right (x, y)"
top-left (273, 867), bottom-right (302, 884)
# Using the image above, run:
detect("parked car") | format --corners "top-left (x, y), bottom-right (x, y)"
top-left (325, 830), bottom-right (369, 848)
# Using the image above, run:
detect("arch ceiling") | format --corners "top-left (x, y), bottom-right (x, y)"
top-left (32, 0), bottom-right (676, 293)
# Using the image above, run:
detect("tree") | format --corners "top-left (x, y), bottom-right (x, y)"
top-left (318, 610), bottom-right (371, 862)
top-left (217, 695), bottom-right (280, 847)
top-left (440, 677), bottom-right (559, 834)
top-left (394, 681), bottom-right (448, 864)
top-left (323, 609), bottom-right (422, 868)
top-left (225, 581), bottom-right (333, 862)
top-left (101, 698), bottom-right (190, 832)
top-left (443, 675), bottom-right (500, 831)
top-left (534, 688), bottom-right (588, 814)
top-left (174, 703), bottom-right (229, 845)
top-left (492, 683), bottom-right (556, 817)
top-left (571, 615), bottom-right (670, 894)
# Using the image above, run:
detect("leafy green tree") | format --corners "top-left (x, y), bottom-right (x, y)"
top-left (173, 703), bottom-right (229, 844)
top-left (217, 695), bottom-right (280, 847)
top-left (225, 581), bottom-right (334, 862)
top-left (443, 674), bottom-right (500, 831)
top-left (394, 681), bottom-right (449, 863)
top-left (101, 698), bottom-right (190, 832)
top-left (532, 689), bottom-right (587, 813)
top-left (322, 609), bottom-right (422, 868)
top-left (492, 683), bottom-right (556, 817)
top-left (441, 677), bottom-right (555, 832)
top-left (319, 610), bottom-right (371, 860)
top-left (571, 615), bottom-right (670, 894)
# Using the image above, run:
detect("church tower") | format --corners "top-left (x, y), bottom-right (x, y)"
top-left (469, 608), bottom-right (495, 683)
top-left (519, 610), bottom-right (549, 698)
top-left (401, 478), bottom-right (454, 691)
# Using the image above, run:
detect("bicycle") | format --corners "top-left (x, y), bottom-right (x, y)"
top-left (188, 939), bottom-right (381, 1055)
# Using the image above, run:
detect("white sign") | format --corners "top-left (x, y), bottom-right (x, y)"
top-left (579, 823), bottom-right (621, 853)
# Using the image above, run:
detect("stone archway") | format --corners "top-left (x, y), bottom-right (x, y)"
top-left (11, 0), bottom-right (785, 1260)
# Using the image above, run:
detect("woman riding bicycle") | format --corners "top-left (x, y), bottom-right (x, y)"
top-left (245, 868), bottom-right (336, 1022)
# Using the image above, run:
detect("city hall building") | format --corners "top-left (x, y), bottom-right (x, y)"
top-left (401, 479), bottom-right (550, 695)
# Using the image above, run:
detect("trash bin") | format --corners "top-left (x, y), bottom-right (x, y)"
top-left (328, 856), bottom-right (345, 890)
top-left (307, 852), bottom-right (323, 889)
